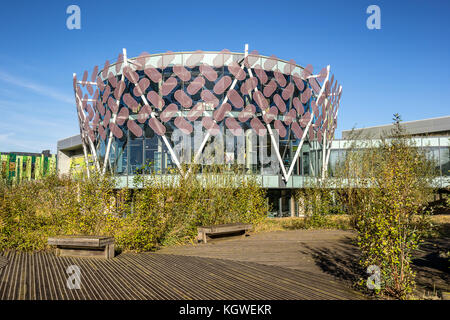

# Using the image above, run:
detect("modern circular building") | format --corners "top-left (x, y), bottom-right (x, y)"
top-left (72, 46), bottom-right (341, 215)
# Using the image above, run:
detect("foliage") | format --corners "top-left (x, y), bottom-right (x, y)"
top-left (0, 164), bottom-right (268, 252)
top-left (120, 165), bottom-right (268, 250)
top-left (254, 215), bottom-right (353, 233)
top-left (334, 115), bottom-right (437, 299)
top-left (296, 178), bottom-right (346, 228)
top-left (0, 172), bottom-right (126, 251)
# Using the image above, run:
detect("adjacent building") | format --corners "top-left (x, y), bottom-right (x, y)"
top-left (0, 150), bottom-right (56, 184)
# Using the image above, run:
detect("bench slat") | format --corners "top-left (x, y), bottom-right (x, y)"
top-left (48, 236), bottom-right (114, 248)
top-left (197, 223), bottom-right (253, 243)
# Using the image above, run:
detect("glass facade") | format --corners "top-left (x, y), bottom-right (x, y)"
top-left (80, 51), bottom-right (338, 181)
top-left (328, 137), bottom-right (450, 178)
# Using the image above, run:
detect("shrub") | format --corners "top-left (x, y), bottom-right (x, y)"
top-left (0, 165), bottom-right (268, 252)
top-left (335, 116), bottom-right (436, 299)
top-left (119, 165), bottom-right (268, 250)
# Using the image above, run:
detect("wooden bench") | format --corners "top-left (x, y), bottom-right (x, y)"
top-left (48, 236), bottom-right (115, 259)
top-left (197, 223), bottom-right (253, 243)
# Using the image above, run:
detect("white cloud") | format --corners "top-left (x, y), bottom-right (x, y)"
top-left (0, 70), bottom-right (73, 105)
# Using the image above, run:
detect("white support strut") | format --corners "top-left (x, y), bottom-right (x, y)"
top-left (285, 65), bottom-right (331, 182)
top-left (73, 73), bottom-right (101, 173)
top-left (102, 48), bottom-right (128, 175)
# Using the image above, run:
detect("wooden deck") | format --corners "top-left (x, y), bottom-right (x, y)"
top-left (0, 249), bottom-right (364, 300)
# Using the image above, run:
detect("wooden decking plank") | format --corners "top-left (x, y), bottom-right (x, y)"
top-left (0, 251), bottom-right (363, 300)
top-left (137, 253), bottom-right (242, 300)
top-left (157, 254), bottom-right (298, 299)
top-left (158, 254), bottom-right (250, 300)
top-left (233, 259), bottom-right (363, 299)
top-left (89, 256), bottom-right (148, 299)
top-left (121, 253), bottom-right (187, 299)
top-left (195, 257), bottom-right (325, 299)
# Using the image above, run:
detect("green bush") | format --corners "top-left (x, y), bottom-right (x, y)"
top-left (335, 117), bottom-right (436, 299)
top-left (0, 165), bottom-right (268, 252)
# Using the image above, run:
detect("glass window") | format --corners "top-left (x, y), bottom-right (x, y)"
top-left (440, 147), bottom-right (450, 176)
top-left (128, 139), bottom-right (143, 174)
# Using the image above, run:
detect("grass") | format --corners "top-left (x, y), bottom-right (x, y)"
top-left (254, 214), bottom-right (353, 233)
top-left (254, 214), bottom-right (450, 235)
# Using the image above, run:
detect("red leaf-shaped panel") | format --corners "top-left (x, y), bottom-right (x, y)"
top-left (161, 77), bottom-right (178, 96)
top-left (116, 107), bottom-right (129, 126)
top-left (108, 96), bottom-right (118, 114)
top-left (123, 93), bottom-right (139, 112)
top-left (157, 51), bottom-right (175, 69)
top-left (238, 104), bottom-right (256, 122)
top-left (96, 76), bottom-right (106, 91)
top-left (173, 65), bottom-right (191, 82)
top-left (104, 110), bottom-right (111, 126)
top-left (228, 62), bottom-right (246, 81)
top-left (144, 67), bottom-right (162, 83)
top-left (115, 53), bottom-right (123, 73)
top-left (299, 112), bottom-right (311, 127)
top-left (174, 89), bottom-right (193, 109)
top-left (263, 106), bottom-right (278, 124)
top-left (86, 83), bottom-right (93, 95)
top-left (283, 60), bottom-right (296, 75)
top-left (301, 88), bottom-right (312, 104)
top-left (108, 73), bottom-right (117, 88)
top-left (240, 77), bottom-right (258, 96)
top-left (187, 76), bottom-right (205, 95)
top-left (149, 117), bottom-right (166, 136)
top-left (284, 109), bottom-right (296, 126)
top-left (114, 81), bottom-right (125, 100)
top-left (160, 103), bottom-right (178, 122)
top-left (263, 55), bottom-right (277, 71)
top-left (250, 118), bottom-right (267, 136)
top-left (274, 120), bottom-right (287, 138)
top-left (291, 121), bottom-right (303, 139)
top-left (213, 49), bottom-right (231, 68)
top-left (186, 50), bottom-right (204, 68)
top-left (81, 70), bottom-right (88, 86)
top-left (127, 119), bottom-right (143, 137)
top-left (213, 76), bottom-right (232, 95)
top-left (202, 116), bottom-right (220, 136)
top-left (98, 125), bottom-right (106, 140)
top-left (254, 65), bottom-right (268, 85)
top-left (137, 105), bottom-right (151, 123)
top-left (200, 63), bottom-right (218, 82)
top-left (274, 70), bottom-right (286, 88)
top-left (187, 103), bottom-right (205, 121)
top-left (254, 90), bottom-right (268, 110)
top-left (310, 77), bottom-right (320, 95)
top-left (282, 83), bottom-right (294, 101)
top-left (263, 79), bottom-right (277, 98)
top-left (110, 122), bottom-right (123, 139)
top-left (293, 74), bottom-right (304, 91)
top-left (213, 102), bottom-right (231, 122)
top-left (174, 116), bottom-right (193, 135)
top-left (302, 64), bottom-right (313, 79)
top-left (102, 60), bottom-right (110, 78)
top-left (244, 52), bottom-right (259, 68)
top-left (133, 78), bottom-right (150, 97)
top-left (147, 91), bottom-right (165, 110)
top-left (123, 66), bottom-right (139, 84)
top-left (227, 89), bottom-right (244, 109)
top-left (200, 89), bottom-right (219, 108)
top-left (225, 117), bottom-right (243, 136)
top-left (273, 94), bottom-right (286, 113)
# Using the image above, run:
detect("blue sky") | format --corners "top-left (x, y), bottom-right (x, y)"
top-left (0, 0), bottom-right (449, 153)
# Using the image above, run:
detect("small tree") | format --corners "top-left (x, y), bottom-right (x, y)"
top-left (337, 115), bottom-right (437, 299)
